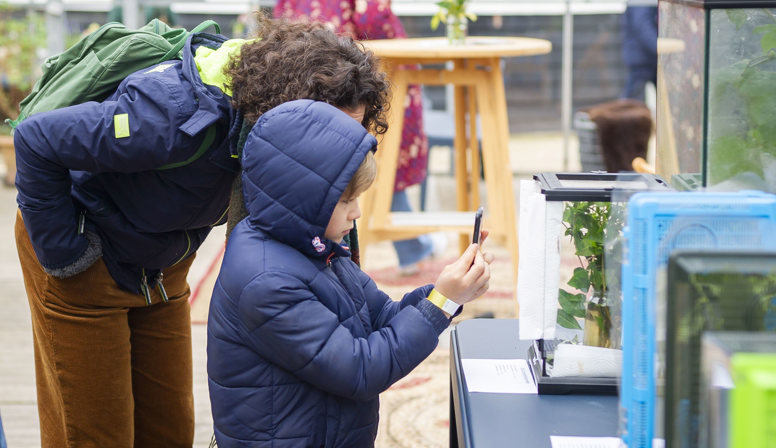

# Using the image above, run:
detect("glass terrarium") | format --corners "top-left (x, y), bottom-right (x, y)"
top-left (516, 172), bottom-right (669, 395)
top-left (664, 251), bottom-right (776, 448)
top-left (657, 0), bottom-right (776, 192)
top-left (700, 332), bottom-right (776, 448)
top-left (618, 191), bottom-right (776, 448)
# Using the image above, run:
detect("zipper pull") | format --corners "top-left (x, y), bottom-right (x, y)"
top-left (156, 273), bottom-right (169, 303)
top-left (78, 212), bottom-right (86, 235)
top-left (140, 272), bottom-right (152, 306)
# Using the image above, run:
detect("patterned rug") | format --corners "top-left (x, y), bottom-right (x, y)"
top-left (189, 235), bottom-right (516, 447)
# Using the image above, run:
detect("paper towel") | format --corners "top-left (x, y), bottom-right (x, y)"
top-left (543, 199), bottom-right (563, 339)
top-left (517, 179), bottom-right (548, 340)
top-left (516, 179), bottom-right (564, 340)
top-left (550, 343), bottom-right (623, 378)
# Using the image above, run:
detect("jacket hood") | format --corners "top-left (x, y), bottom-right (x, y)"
top-left (241, 100), bottom-right (377, 258)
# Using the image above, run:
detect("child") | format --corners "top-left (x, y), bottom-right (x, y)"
top-left (207, 99), bottom-right (492, 447)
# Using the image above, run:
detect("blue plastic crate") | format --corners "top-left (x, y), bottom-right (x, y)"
top-left (619, 191), bottom-right (776, 448)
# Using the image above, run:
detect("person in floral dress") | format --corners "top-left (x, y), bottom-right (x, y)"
top-left (275, 0), bottom-right (445, 274)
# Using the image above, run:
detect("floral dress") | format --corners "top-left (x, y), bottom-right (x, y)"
top-left (275, 0), bottom-right (429, 191)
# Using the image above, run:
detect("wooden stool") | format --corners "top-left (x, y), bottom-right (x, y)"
top-left (358, 37), bottom-right (552, 296)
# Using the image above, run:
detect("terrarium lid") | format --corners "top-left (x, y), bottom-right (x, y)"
top-left (534, 172), bottom-right (670, 201)
top-left (663, 0), bottom-right (776, 8)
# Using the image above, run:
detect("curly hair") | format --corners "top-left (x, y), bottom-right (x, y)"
top-left (224, 15), bottom-right (390, 239)
top-left (226, 15), bottom-right (389, 135)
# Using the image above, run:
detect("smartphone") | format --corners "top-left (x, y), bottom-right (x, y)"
top-left (472, 207), bottom-right (484, 244)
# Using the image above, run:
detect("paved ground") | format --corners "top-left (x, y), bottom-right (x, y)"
top-left (0, 132), bottom-right (586, 447)
top-left (0, 182), bottom-right (41, 447)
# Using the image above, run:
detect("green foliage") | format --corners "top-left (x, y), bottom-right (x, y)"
top-left (556, 201), bottom-right (619, 330)
top-left (430, 0), bottom-right (477, 31)
top-left (680, 272), bottom-right (776, 341)
top-left (726, 10), bottom-right (748, 30)
top-left (755, 25), bottom-right (776, 53)
top-left (557, 287), bottom-right (585, 330)
top-left (708, 9), bottom-right (776, 187)
top-left (562, 202), bottom-right (610, 294)
top-left (0, 3), bottom-right (45, 127)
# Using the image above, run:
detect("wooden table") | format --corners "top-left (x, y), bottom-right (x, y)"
top-left (358, 36), bottom-right (552, 289)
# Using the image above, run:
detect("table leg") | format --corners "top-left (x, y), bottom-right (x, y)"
top-left (358, 68), bottom-right (408, 252)
top-left (474, 58), bottom-right (519, 301)
top-left (453, 60), bottom-right (470, 253)
top-left (467, 61), bottom-right (481, 247)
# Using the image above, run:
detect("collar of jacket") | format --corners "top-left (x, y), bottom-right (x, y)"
top-left (194, 38), bottom-right (253, 96)
top-left (178, 33), bottom-right (234, 138)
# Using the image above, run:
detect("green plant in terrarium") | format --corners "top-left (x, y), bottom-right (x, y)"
top-left (682, 272), bottom-right (776, 336)
top-left (556, 201), bottom-right (622, 348)
top-left (430, 0), bottom-right (476, 44)
top-left (706, 9), bottom-right (776, 190)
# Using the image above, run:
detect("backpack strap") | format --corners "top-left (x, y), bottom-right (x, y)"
top-left (158, 19), bottom-right (221, 63)
top-left (157, 125), bottom-right (217, 170)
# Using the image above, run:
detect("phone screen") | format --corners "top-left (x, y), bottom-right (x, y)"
top-left (472, 207), bottom-right (483, 244)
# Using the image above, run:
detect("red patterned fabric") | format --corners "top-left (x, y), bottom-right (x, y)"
top-left (275, 0), bottom-right (429, 191)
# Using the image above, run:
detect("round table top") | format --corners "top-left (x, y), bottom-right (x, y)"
top-left (361, 36), bottom-right (552, 59)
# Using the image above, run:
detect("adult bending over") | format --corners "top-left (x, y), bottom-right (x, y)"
top-left (13, 17), bottom-right (389, 448)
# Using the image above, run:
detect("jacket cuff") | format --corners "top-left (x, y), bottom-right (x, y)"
top-left (416, 298), bottom-right (453, 335)
top-left (43, 231), bottom-right (102, 278)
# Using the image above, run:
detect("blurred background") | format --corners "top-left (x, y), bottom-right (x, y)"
top-left (0, 1), bottom-right (645, 446)
top-left (0, 0), bottom-right (637, 170)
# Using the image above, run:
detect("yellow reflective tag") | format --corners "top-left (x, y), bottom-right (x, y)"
top-left (114, 114), bottom-right (130, 139)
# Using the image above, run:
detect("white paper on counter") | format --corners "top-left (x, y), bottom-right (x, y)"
top-left (461, 358), bottom-right (537, 394)
top-left (550, 435), bottom-right (624, 448)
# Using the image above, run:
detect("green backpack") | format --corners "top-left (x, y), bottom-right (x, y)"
top-left (7, 18), bottom-right (220, 130)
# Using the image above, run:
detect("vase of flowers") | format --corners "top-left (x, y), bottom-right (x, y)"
top-left (430, 0), bottom-right (476, 45)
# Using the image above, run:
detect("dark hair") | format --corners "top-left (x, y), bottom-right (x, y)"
top-left (226, 15), bottom-right (389, 136)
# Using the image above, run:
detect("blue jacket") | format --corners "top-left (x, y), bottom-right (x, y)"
top-left (14, 32), bottom-right (238, 293)
top-left (207, 100), bottom-right (451, 447)
top-left (622, 6), bottom-right (658, 68)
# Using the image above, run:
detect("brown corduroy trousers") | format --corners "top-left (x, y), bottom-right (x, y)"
top-left (15, 211), bottom-right (196, 448)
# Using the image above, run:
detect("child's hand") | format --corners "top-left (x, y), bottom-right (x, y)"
top-left (433, 236), bottom-right (494, 306)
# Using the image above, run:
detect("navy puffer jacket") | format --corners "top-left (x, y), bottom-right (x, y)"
top-left (207, 100), bottom-right (451, 447)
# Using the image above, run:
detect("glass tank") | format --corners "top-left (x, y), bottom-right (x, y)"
top-left (618, 191), bottom-right (776, 448)
top-left (663, 251), bottom-right (776, 448)
top-left (700, 332), bottom-right (776, 448)
top-left (657, 0), bottom-right (776, 192)
top-left (517, 173), bottom-right (669, 348)
top-left (516, 173), bottom-right (669, 395)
